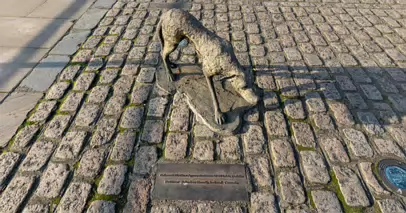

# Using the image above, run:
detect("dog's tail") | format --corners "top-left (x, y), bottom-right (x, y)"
top-left (155, 18), bottom-right (164, 54)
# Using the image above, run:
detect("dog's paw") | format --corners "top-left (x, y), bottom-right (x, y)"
top-left (167, 73), bottom-right (174, 82)
top-left (241, 89), bottom-right (259, 105)
top-left (215, 111), bottom-right (225, 125)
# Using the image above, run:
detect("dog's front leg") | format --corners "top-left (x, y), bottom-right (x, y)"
top-left (205, 75), bottom-right (225, 125)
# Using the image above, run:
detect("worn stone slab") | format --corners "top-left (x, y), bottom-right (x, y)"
top-left (165, 133), bottom-right (188, 160)
top-left (44, 115), bottom-right (71, 138)
top-left (246, 156), bottom-right (272, 188)
top-left (320, 136), bottom-right (350, 164)
top-left (12, 125), bottom-right (39, 150)
top-left (28, 0), bottom-right (94, 19)
top-left (377, 199), bottom-right (406, 213)
top-left (218, 136), bottom-right (241, 161)
top-left (0, 176), bottom-right (35, 213)
top-left (133, 146), bottom-right (157, 175)
top-left (0, 47), bottom-right (49, 92)
top-left (0, 17), bottom-right (73, 48)
top-left (333, 166), bottom-right (370, 207)
top-left (270, 138), bottom-right (296, 168)
top-left (110, 133), bottom-right (136, 162)
top-left (54, 131), bottom-right (87, 160)
top-left (242, 125), bottom-right (265, 155)
top-left (358, 162), bottom-right (389, 196)
top-left (73, 8), bottom-right (109, 30)
top-left (193, 141), bottom-right (214, 161)
top-left (90, 118), bottom-right (117, 147)
top-left (0, 0), bottom-right (45, 16)
top-left (57, 182), bottom-right (92, 213)
top-left (22, 203), bottom-right (50, 213)
top-left (50, 31), bottom-right (90, 55)
top-left (19, 55), bottom-right (70, 92)
top-left (0, 92), bottom-right (42, 147)
top-left (0, 152), bottom-right (20, 186)
top-left (291, 122), bottom-right (316, 148)
top-left (342, 128), bottom-right (373, 158)
top-left (264, 110), bottom-right (288, 137)
top-left (35, 163), bottom-right (69, 199)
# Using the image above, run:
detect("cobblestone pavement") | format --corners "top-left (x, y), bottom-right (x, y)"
top-left (1, 0), bottom-right (406, 212)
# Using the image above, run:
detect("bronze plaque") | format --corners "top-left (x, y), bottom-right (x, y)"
top-left (152, 163), bottom-right (249, 201)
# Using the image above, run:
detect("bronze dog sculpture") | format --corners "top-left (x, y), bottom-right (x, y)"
top-left (156, 9), bottom-right (259, 125)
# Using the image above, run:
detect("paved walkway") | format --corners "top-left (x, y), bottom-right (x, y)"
top-left (0, 0), bottom-right (406, 212)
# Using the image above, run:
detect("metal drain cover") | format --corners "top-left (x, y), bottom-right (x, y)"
top-left (378, 159), bottom-right (406, 196)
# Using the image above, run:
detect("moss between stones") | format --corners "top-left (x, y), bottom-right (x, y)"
top-left (296, 145), bottom-right (316, 152)
top-left (327, 170), bottom-right (365, 213)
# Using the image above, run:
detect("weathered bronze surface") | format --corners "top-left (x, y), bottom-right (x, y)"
top-left (152, 163), bottom-right (249, 201)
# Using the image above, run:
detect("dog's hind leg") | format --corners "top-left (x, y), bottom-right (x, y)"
top-left (205, 75), bottom-right (225, 125)
top-left (162, 42), bottom-right (177, 81)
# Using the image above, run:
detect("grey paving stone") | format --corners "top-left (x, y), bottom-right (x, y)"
top-left (311, 190), bottom-right (343, 213)
top-left (87, 200), bottom-right (115, 213)
top-left (270, 138), bottom-right (296, 168)
top-left (320, 136), bottom-right (350, 163)
top-left (387, 126), bottom-right (406, 148)
top-left (45, 82), bottom-right (70, 100)
top-left (141, 120), bottom-right (164, 144)
top-left (264, 110), bottom-right (288, 137)
top-left (300, 151), bottom-right (330, 184)
top-left (100, 69), bottom-right (118, 84)
top-left (333, 166), bottom-right (370, 207)
top-left (319, 82), bottom-right (341, 100)
top-left (358, 162), bottom-right (389, 196)
top-left (22, 203), bottom-right (49, 213)
top-left (50, 31), bottom-right (90, 55)
top-left (19, 55), bottom-right (70, 92)
top-left (0, 152), bottom-right (19, 186)
top-left (151, 205), bottom-right (180, 213)
top-left (104, 94), bottom-right (126, 116)
top-left (246, 156), bottom-right (272, 188)
top-left (90, 118), bottom-right (117, 147)
top-left (388, 94), bottom-right (406, 113)
top-left (20, 140), bottom-right (54, 172)
top-left (360, 84), bottom-right (383, 100)
top-left (54, 131), bottom-right (87, 160)
top-left (356, 112), bottom-right (384, 135)
top-left (43, 115), bottom-right (71, 138)
top-left (278, 172), bottom-right (306, 205)
top-left (137, 67), bottom-right (156, 83)
top-left (28, 101), bottom-right (57, 122)
top-left (60, 92), bottom-right (84, 112)
top-left (74, 104), bottom-right (100, 127)
top-left (73, 73), bottom-right (95, 91)
top-left (328, 102), bottom-right (355, 126)
top-left (335, 75), bottom-right (356, 91)
top-left (77, 148), bottom-right (106, 179)
top-left (284, 99), bottom-right (306, 120)
top-left (148, 97), bottom-right (168, 117)
top-left (311, 113), bottom-right (335, 130)
top-left (35, 163), bottom-right (69, 199)
top-left (193, 140), bottom-right (214, 161)
top-left (120, 107), bottom-right (144, 129)
top-left (263, 91), bottom-right (279, 109)
top-left (133, 146), bottom-right (157, 175)
top-left (165, 133), bottom-right (188, 160)
top-left (88, 85), bottom-right (110, 104)
top-left (373, 138), bottom-right (405, 158)
top-left (194, 124), bottom-right (215, 138)
top-left (87, 58), bottom-right (105, 72)
top-left (73, 8), bottom-right (108, 30)
top-left (291, 122), bottom-right (316, 148)
top-left (0, 92), bottom-right (42, 147)
top-left (98, 165), bottom-right (127, 195)
top-left (244, 108), bottom-right (260, 122)
top-left (251, 192), bottom-right (278, 213)
top-left (305, 92), bottom-right (326, 113)
top-left (110, 133), bottom-right (136, 162)
top-left (343, 128), bottom-right (373, 158)
top-left (12, 125), bottom-right (39, 150)
top-left (123, 179), bottom-right (150, 213)
top-left (218, 136), bottom-right (241, 161)
top-left (345, 93), bottom-right (368, 110)
top-left (276, 78), bottom-right (299, 98)
top-left (0, 176), bottom-right (34, 213)
top-left (242, 125), bottom-right (265, 155)
top-left (377, 199), bottom-right (406, 213)
top-left (57, 182), bottom-right (92, 213)
top-left (169, 104), bottom-right (190, 132)
top-left (131, 84), bottom-right (153, 104)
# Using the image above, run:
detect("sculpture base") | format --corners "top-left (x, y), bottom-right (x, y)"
top-left (156, 65), bottom-right (254, 135)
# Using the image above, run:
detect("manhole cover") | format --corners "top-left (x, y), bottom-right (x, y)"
top-left (378, 159), bottom-right (406, 196)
